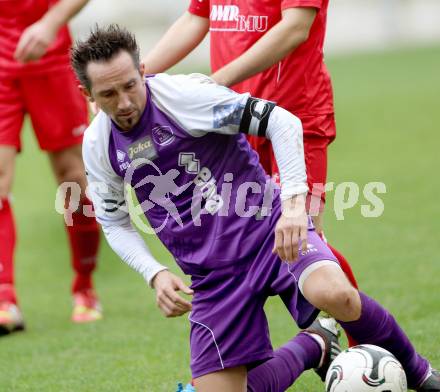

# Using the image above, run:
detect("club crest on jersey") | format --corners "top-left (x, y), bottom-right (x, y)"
top-left (128, 136), bottom-right (158, 161)
top-left (152, 125), bottom-right (175, 146)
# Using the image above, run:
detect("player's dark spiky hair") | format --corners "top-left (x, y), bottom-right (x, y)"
top-left (71, 24), bottom-right (140, 90)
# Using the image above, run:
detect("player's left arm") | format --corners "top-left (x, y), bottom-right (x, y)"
top-left (158, 74), bottom-right (309, 262)
top-left (210, 6), bottom-right (317, 87)
top-left (14, 0), bottom-right (90, 63)
top-left (239, 98), bottom-right (309, 262)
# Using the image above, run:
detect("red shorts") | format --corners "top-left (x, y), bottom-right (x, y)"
top-left (247, 113), bottom-right (336, 213)
top-left (0, 67), bottom-right (88, 152)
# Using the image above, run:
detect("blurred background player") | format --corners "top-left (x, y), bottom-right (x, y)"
top-left (143, 0), bottom-right (359, 342)
top-left (0, 0), bottom-right (101, 333)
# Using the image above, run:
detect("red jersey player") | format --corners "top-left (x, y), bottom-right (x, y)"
top-left (144, 1), bottom-right (358, 293)
top-left (0, 0), bottom-right (102, 334)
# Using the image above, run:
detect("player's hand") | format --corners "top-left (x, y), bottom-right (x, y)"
top-left (273, 194), bottom-right (308, 263)
top-left (151, 270), bottom-right (194, 318)
top-left (14, 20), bottom-right (58, 63)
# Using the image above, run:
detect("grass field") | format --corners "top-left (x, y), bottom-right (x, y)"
top-left (1, 46), bottom-right (439, 391)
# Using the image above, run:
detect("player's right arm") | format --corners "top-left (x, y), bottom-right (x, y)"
top-left (142, 11), bottom-right (209, 74)
top-left (82, 113), bottom-right (193, 317)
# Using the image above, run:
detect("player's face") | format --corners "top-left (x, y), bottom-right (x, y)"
top-left (85, 50), bottom-right (146, 131)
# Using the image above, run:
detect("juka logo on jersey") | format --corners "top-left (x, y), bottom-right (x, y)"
top-left (128, 136), bottom-right (158, 161)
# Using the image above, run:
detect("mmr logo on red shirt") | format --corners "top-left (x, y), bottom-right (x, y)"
top-left (210, 5), bottom-right (268, 32)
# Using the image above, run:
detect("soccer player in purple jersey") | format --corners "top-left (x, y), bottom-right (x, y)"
top-left (72, 25), bottom-right (439, 392)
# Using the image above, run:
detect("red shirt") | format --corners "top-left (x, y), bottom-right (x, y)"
top-left (189, 0), bottom-right (334, 117)
top-left (0, 0), bottom-right (72, 77)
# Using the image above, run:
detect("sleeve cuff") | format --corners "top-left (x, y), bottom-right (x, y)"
top-left (281, 0), bottom-right (322, 11)
top-left (188, 0), bottom-right (210, 18)
top-left (144, 265), bottom-right (168, 288)
top-left (280, 184), bottom-right (309, 201)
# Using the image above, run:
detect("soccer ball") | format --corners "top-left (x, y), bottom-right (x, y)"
top-left (325, 344), bottom-right (407, 392)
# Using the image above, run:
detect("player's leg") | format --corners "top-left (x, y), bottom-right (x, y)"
top-left (48, 145), bottom-right (99, 288)
top-left (302, 264), bottom-right (433, 390)
top-left (189, 261), bottom-right (279, 391)
top-left (302, 116), bottom-right (359, 347)
top-left (247, 324), bottom-right (334, 391)
top-left (0, 147), bottom-right (22, 334)
top-left (193, 367), bottom-right (247, 392)
top-left (195, 357), bottom-right (349, 392)
top-left (0, 76), bottom-right (25, 334)
top-left (0, 147), bottom-right (17, 305)
top-left (22, 70), bottom-right (101, 323)
top-left (238, 230), bottom-right (340, 392)
top-left (302, 117), bottom-right (358, 283)
top-left (48, 145), bottom-right (101, 323)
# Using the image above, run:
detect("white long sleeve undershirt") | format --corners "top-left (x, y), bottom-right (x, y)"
top-left (101, 221), bottom-right (167, 286)
top-left (264, 106), bottom-right (308, 200)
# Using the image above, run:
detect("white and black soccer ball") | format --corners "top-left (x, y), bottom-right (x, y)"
top-left (325, 344), bottom-right (407, 392)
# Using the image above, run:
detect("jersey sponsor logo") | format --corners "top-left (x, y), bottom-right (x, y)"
top-left (152, 125), bottom-right (175, 146)
top-left (300, 243), bottom-right (318, 256)
top-left (116, 149), bottom-right (130, 171)
top-left (119, 161), bottom-right (130, 172)
top-left (210, 5), bottom-right (268, 33)
top-left (178, 152), bottom-right (200, 174)
top-left (192, 164), bottom-right (224, 217)
top-left (213, 103), bottom-right (243, 129)
top-left (178, 152), bottom-right (223, 217)
top-left (128, 136), bottom-right (158, 162)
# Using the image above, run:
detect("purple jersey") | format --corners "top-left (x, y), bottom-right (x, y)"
top-left (83, 73), bottom-right (308, 283)
top-left (107, 77), bottom-right (280, 274)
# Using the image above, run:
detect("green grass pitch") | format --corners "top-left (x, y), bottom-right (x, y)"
top-left (1, 46), bottom-right (439, 391)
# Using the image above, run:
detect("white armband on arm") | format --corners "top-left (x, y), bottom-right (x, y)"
top-left (239, 99), bottom-right (308, 200)
top-left (101, 222), bottom-right (168, 286)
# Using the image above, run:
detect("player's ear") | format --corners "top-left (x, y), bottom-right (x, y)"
top-left (139, 62), bottom-right (145, 77)
top-left (79, 84), bottom-right (94, 102)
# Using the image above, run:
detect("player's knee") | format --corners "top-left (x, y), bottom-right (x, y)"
top-left (63, 167), bottom-right (85, 185)
top-left (50, 147), bottom-right (86, 188)
top-left (325, 286), bottom-right (361, 321)
top-left (55, 165), bottom-right (86, 189)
